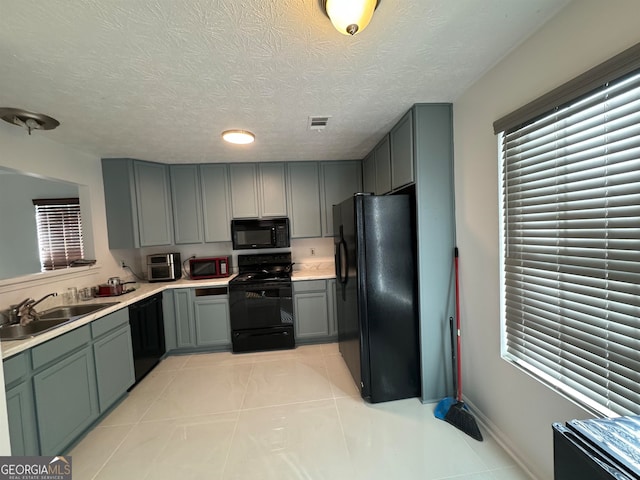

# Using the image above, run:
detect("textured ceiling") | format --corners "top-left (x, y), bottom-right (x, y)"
top-left (0, 0), bottom-right (568, 164)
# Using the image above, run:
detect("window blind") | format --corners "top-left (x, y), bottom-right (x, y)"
top-left (33, 198), bottom-right (85, 271)
top-left (501, 70), bottom-right (640, 417)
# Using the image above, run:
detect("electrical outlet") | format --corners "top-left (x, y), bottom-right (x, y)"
top-left (120, 260), bottom-right (126, 268)
top-left (310, 247), bottom-right (316, 256)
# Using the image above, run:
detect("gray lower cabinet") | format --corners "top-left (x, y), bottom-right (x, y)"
top-left (293, 280), bottom-right (337, 343)
top-left (390, 110), bottom-right (415, 190)
top-left (173, 287), bottom-right (230, 349)
top-left (327, 279), bottom-right (338, 337)
top-left (5, 379), bottom-right (38, 456)
top-left (3, 352), bottom-right (38, 455)
top-left (286, 162), bottom-right (322, 238)
top-left (194, 294), bottom-right (230, 347)
top-left (102, 158), bottom-right (173, 248)
top-left (320, 161), bottom-right (362, 237)
top-left (93, 324), bottom-right (135, 412)
top-left (33, 345), bottom-right (99, 455)
top-left (3, 309), bottom-right (135, 456)
top-left (174, 288), bottom-right (196, 348)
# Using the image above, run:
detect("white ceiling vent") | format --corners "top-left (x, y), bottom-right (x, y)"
top-left (308, 116), bottom-right (331, 131)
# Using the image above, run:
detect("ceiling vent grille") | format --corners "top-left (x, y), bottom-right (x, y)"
top-left (308, 116), bottom-right (331, 130)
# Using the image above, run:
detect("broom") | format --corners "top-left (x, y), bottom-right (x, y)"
top-left (444, 247), bottom-right (483, 441)
top-left (434, 316), bottom-right (456, 420)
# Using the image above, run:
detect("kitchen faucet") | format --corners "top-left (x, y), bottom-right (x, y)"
top-left (4, 292), bottom-right (58, 326)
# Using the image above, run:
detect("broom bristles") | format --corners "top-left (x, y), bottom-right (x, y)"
top-left (444, 402), bottom-right (483, 441)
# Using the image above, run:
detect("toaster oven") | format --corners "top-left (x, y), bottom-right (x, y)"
top-left (147, 253), bottom-right (182, 282)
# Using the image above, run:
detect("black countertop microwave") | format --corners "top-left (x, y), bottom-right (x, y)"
top-left (231, 218), bottom-right (290, 250)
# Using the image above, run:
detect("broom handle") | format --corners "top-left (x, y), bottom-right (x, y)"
top-left (454, 247), bottom-right (463, 403)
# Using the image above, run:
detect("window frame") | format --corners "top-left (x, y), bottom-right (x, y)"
top-left (496, 43), bottom-right (640, 418)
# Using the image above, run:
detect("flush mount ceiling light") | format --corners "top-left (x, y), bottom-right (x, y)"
top-left (0, 108), bottom-right (60, 135)
top-left (322, 0), bottom-right (380, 36)
top-left (222, 129), bottom-right (255, 145)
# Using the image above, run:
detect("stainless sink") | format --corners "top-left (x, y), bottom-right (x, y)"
top-left (0, 302), bottom-right (118, 341)
top-left (38, 302), bottom-right (118, 321)
top-left (0, 319), bottom-right (71, 340)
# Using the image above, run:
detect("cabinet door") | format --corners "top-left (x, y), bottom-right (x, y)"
top-left (259, 163), bottom-right (287, 217)
top-left (93, 325), bottom-right (135, 412)
top-left (194, 297), bottom-right (230, 347)
top-left (374, 135), bottom-right (392, 194)
top-left (294, 291), bottom-right (329, 340)
top-left (321, 161), bottom-right (362, 237)
top-left (229, 164), bottom-right (259, 218)
top-left (201, 164), bottom-right (231, 242)
top-left (327, 279), bottom-right (338, 337)
top-left (390, 110), bottom-right (415, 190)
top-left (170, 164), bottom-right (203, 244)
top-left (102, 158), bottom-right (139, 249)
top-left (6, 382), bottom-right (39, 456)
top-left (362, 152), bottom-right (376, 194)
top-left (173, 289), bottom-right (195, 348)
top-left (287, 162), bottom-right (322, 238)
top-left (33, 348), bottom-right (99, 455)
top-left (134, 161), bottom-right (174, 246)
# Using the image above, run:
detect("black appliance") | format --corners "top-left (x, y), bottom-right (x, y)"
top-left (128, 293), bottom-right (166, 385)
top-left (553, 416), bottom-right (640, 479)
top-left (229, 253), bottom-right (294, 353)
top-left (333, 193), bottom-right (420, 403)
top-left (231, 218), bottom-right (290, 250)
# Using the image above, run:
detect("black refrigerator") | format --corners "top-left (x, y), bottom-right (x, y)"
top-left (333, 193), bottom-right (420, 403)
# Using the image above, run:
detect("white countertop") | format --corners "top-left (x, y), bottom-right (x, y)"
top-left (1, 268), bottom-right (335, 359)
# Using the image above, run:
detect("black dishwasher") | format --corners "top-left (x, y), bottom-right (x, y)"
top-left (128, 293), bottom-right (166, 386)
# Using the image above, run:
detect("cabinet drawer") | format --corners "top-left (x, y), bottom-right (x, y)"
top-left (293, 280), bottom-right (327, 293)
top-left (3, 352), bottom-right (29, 388)
top-left (31, 325), bottom-right (91, 370)
top-left (91, 308), bottom-right (129, 338)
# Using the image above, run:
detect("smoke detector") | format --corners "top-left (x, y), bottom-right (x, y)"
top-left (308, 116), bottom-right (331, 131)
top-left (0, 108), bottom-right (60, 135)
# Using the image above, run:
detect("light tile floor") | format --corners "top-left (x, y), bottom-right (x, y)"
top-left (70, 343), bottom-right (530, 480)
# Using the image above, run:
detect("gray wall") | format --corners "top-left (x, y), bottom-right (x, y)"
top-left (452, 1), bottom-right (640, 478)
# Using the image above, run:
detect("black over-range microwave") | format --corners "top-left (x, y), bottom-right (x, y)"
top-left (231, 217), bottom-right (290, 250)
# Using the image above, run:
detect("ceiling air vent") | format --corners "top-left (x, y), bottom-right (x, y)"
top-left (308, 116), bottom-right (331, 131)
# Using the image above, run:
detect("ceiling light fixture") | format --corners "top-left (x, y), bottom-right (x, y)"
top-left (322, 0), bottom-right (379, 36)
top-left (222, 130), bottom-right (255, 145)
top-left (0, 108), bottom-right (60, 135)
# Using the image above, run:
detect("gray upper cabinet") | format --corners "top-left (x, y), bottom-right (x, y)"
top-left (230, 163), bottom-right (287, 219)
top-left (102, 158), bottom-right (173, 248)
top-left (229, 163), bottom-right (259, 218)
top-left (201, 164), bottom-right (231, 243)
top-left (170, 164), bottom-right (204, 244)
top-left (134, 161), bottom-right (174, 246)
top-left (362, 152), bottom-right (376, 194)
top-left (258, 163), bottom-right (287, 217)
top-left (320, 161), bottom-right (362, 237)
top-left (390, 110), bottom-right (415, 190)
top-left (374, 135), bottom-right (392, 194)
top-left (286, 162), bottom-right (322, 238)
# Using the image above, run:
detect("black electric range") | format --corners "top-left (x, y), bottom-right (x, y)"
top-left (229, 253), bottom-right (294, 353)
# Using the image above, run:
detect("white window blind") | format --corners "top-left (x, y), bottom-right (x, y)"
top-left (501, 70), bottom-right (640, 417)
top-left (33, 198), bottom-right (85, 272)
